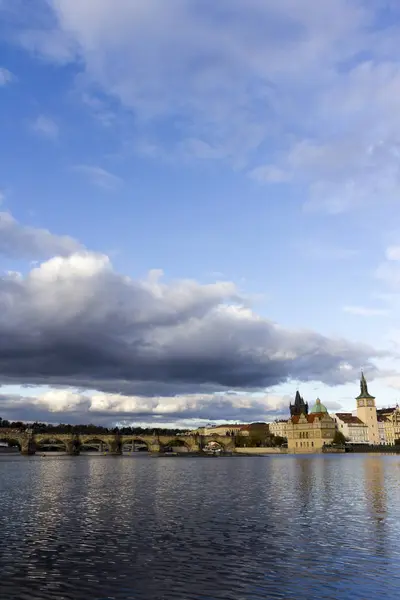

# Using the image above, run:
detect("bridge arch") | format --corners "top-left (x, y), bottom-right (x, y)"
top-left (0, 433), bottom-right (21, 450)
top-left (203, 439), bottom-right (225, 453)
top-left (121, 438), bottom-right (150, 452)
top-left (202, 435), bottom-right (234, 452)
top-left (212, 435), bottom-right (227, 443)
top-left (162, 438), bottom-right (191, 452)
top-left (35, 436), bottom-right (69, 452)
top-left (79, 437), bottom-right (110, 452)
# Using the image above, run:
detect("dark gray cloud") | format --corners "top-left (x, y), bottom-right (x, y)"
top-left (0, 211), bottom-right (83, 258)
top-left (0, 251), bottom-right (382, 401)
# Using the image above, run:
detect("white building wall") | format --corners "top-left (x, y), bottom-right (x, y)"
top-left (269, 421), bottom-right (288, 438)
top-left (333, 415), bottom-right (368, 443)
top-left (378, 421), bottom-right (386, 444)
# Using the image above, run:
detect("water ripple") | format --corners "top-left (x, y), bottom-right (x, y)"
top-left (0, 454), bottom-right (399, 599)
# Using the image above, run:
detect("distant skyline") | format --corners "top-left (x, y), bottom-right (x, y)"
top-left (1, 0), bottom-right (400, 428)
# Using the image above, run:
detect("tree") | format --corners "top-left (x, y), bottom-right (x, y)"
top-left (271, 435), bottom-right (287, 447)
top-left (234, 432), bottom-right (247, 447)
top-left (246, 423), bottom-right (272, 447)
top-left (333, 430), bottom-right (346, 445)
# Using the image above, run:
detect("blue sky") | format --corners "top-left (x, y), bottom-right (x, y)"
top-left (1, 0), bottom-right (400, 427)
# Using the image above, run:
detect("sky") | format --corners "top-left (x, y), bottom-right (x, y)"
top-left (1, 0), bottom-right (400, 429)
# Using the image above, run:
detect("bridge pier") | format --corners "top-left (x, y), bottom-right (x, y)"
top-left (20, 437), bottom-right (36, 456)
top-left (65, 440), bottom-right (80, 456)
top-left (149, 443), bottom-right (161, 453)
top-left (109, 439), bottom-right (122, 455)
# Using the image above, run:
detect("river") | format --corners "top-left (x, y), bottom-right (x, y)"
top-left (0, 454), bottom-right (399, 600)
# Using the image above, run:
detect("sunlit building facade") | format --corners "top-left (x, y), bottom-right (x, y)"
top-left (333, 413), bottom-right (368, 444)
top-left (356, 372), bottom-right (380, 445)
top-left (287, 398), bottom-right (336, 453)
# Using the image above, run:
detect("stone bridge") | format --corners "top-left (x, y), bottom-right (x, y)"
top-left (0, 429), bottom-right (235, 455)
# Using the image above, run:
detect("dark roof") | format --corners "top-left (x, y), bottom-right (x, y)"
top-left (335, 413), bottom-right (365, 425)
top-left (377, 407), bottom-right (396, 415)
top-left (209, 424), bottom-right (248, 428)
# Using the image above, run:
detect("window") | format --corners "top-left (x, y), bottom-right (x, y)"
top-left (312, 442), bottom-right (314, 447)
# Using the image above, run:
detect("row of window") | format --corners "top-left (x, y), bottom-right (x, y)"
top-left (294, 431), bottom-right (321, 438)
top-left (296, 441), bottom-right (314, 448)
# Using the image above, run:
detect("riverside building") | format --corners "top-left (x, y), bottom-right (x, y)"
top-left (332, 374), bottom-right (400, 446)
top-left (355, 372), bottom-right (380, 445)
top-left (379, 406), bottom-right (400, 445)
top-left (333, 413), bottom-right (368, 444)
top-left (286, 398), bottom-right (336, 453)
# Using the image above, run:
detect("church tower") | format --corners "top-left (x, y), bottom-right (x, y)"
top-left (356, 372), bottom-right (379, 444)
top-left (290, 390), bottom-right (308, 417)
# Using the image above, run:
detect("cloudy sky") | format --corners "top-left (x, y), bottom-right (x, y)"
top-left (1, 0), bottom-right (400, 428)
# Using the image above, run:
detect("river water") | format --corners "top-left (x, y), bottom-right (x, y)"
top-left (0, 454), bottom-right (399, 600)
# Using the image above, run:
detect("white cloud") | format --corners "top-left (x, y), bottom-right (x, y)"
top-left (0, 386), bottom-right (291, 425)
top-left (0, 210), bottom-right (83, 258)
top-left (11, 0), bottom-right (398, 211)
top-left (386, 246), bottom-right (400, 261)
top-left (0, 67), bottom-right (14, 86)
top-left (31, 115), bottom-right (59, 139)
top-left (72, 165), bottom-right (123, 190)
top-left (298, 240), bottom-right (358, 261)
top-left (35, 389), bottom-right (89, 412)
top-left (249, 164), bottom-right (290, 183)
top-left (376, 261), bottom-right (400, 289)
top-left (343, 305), bottom-right (389, 318)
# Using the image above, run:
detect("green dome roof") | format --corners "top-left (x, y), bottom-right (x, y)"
top-left (310, 398), bottom-right (328, 414)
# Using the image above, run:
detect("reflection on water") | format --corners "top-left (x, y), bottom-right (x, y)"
top-left (1, 454), bottom-right (400, 600)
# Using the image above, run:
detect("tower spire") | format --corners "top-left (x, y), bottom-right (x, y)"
top-left (356, 371), bottom-right (374, 400)
top-left (290, 390), bottom-right (309, 416)
top-left (361, 370), bottom-right (368, 395)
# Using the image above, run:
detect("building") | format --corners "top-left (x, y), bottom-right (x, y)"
top-left (269, 420), bottom-right (288, 439)
top-left (196, 424), bottom-right (250, 437)
top-left (377, 407), bottom-right (397, 419)
top-left (290, 390), bottom-right (308, 417)
top-left (333, 413), bottom-right (368, 444)
top-left (378, 417), bottom-right (387, 445)
top-left (381, 406), bottom-right (400, 445)
top-left (356, 372), bottom-right (380, 445)
top-left (287, 398), bottom-right (336, 453)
